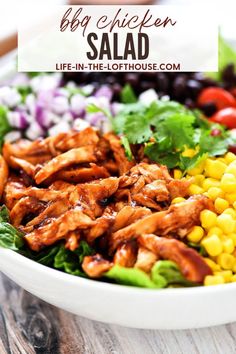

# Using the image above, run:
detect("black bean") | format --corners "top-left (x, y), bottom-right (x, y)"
top-left (222, 63), bottom-right (235, 82)
top-left (124, 73), bottom-right (139, 87)
top-left (140, 80), bottom-right (156, 91)
top-left (186, 79), bottom-right (203, 99)
top-left (200, 102), bottom-right (217, 117)
top-left (172, 75), bottom-right (187, 99)
top-left (156, 73), bottom-right (169, 92)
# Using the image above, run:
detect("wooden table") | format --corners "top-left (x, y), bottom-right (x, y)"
top-left (1, 273), bottom-right (236, 354)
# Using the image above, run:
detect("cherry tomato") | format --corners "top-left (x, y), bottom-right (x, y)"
top-left (230, 88), bottom-right (236, 99)
top-left (229, 145), bottom-right (236, 154)
top-left (211, 108), bottom-right (236, 129)
top-left (198, 87), bottom-right (236, 111)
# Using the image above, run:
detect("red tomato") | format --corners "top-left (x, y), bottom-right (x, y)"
top-left (211, 108), bottom-right (236, 129)
top-left (198, 87), bottom-right (236, 111)
top-left (229, 145), bottom-right (236, 154)
top-left (230, 88), bottom-right (236, 99)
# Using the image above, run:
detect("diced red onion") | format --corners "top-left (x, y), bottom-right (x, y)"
top-left (82, 84), bottom-right (94, 96)
top-left (0, 86), bottom-right (21, 108)
top-left (86, 96), bottom-right (110, 110)
top-left (37, 90), bottom-right (54, 109)
top-left (30, 73), bottom-right (61, 93)
top-left (4, 130), bottom-right (22, 142)
top-left (48, 121), bottom-right (71, 136)
top-left (54, 88), bottom-right (70, 98)
top-left (73, 118), bottom-right (90, 131)
top-left (95, 86), bottom-right (113, 101)
top-left (35, 106), bottom-right (54, 128)
top-left (70, 94), bottom-right (86, 115)
top-left (25, 122), bottom-right (44, 140)
top-left (51, 96), bottom-right (69, 115)
top-left (10, 73), bottom-right (29, 87)
top-left (86, 112), bottom-right (105, 126)
top-left (139, 89), bottom-right (158, 106)
top-left (62, 112), bottom-right (74, 123)
top-left (25, 94), bottom-right (36, 116)
top-left (7, 111), bottom-right (28, 129)
top-left (111, 102), bottom-right (124, 116)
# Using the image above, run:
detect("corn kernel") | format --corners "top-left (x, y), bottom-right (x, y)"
top-left (231, 274), bottom-right (236, 282)
top-left (188, 162), bottom-right (205, 176)
top-left (200, 210), bottom-right (217, 229)
top-left (205, 159), bottom-right (227, 180)
top-left (217, 214), bottom-right (236, 234)
top-left (222, 238), bottom-right (235, 254)
top-left (189, 184), bottom-right (204, 195)
top-left (223, 208), bottom-right (236, 218)
top-left (187, 226), bottom-right (204, 243)
top-left (225, 163), bottom-right (236, 178)
top-left (221, 173), bottom-right (236, 193)
top-left (207, 227), bottom-right (223, 237)
top-left (204, 258), bottom-right (221, 271)
top-left (203, 192), bottom-right (209, 197)
top-left (194, 174), bottom-right (205, 186)
top-left (202, 178), bottom-right (220, 191)
top-left (218, 158), bottom-right (228, 164)
top-left (207, 187), bottom-right (224, 201)
top-left (228, 233), bottom-right (236, 246)
top-left (225, 152), bottom-right (236, 164)
top-left (174, 169), bottom-right (182, 179)
top-left (214, 198), bottom-right (229, 214)
top-left (214, 270), bottom-right (233, 282)
top-left (202, 234), bottom-right (223, 256)
top-left (217, 253), bottom-right (235, 269)
top-left (204, 275), bottom-right (225, 286)
top-left (182, 148), bottom-right (196, 157)
top-left (171, 197), bottom-right (186, 204)
top-left (225, 193), bottom-right (236, 205)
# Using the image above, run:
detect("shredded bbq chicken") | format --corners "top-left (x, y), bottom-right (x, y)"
top-left (1, 128), bottom-right (212, 283)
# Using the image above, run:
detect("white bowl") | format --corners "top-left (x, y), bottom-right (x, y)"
top-left (1, 248), bottom-right (236, 330)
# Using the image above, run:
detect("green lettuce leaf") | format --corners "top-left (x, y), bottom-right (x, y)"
top-left (105, 265), bottom-right (167, 288)
top-left (0, 206), bottom-right (24, 251)
top-left (0, 205), bottom-right (10, 223)
top-left (0, 222), bottom-right (24, 251)
top-left (151, 261), bottom-right (196, 286)
top-left (53, 241), bottom-right (94, 276)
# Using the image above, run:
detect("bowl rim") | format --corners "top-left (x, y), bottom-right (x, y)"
top-left (1, 247), bottom-right (236, 297)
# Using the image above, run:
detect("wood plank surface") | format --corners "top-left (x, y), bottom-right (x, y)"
top-left (0, 273), bottom-right (236, 354)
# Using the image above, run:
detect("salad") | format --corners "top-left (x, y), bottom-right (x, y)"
top-left (1, 38), bottom-right (236, 289)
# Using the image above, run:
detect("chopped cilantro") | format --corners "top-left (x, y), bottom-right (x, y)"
top-left (114, 99), bottom-right (232, 171)
top-left (121, 136), bottom-right (133, 161)
top-left (120, 84), bottom-right (137, 104)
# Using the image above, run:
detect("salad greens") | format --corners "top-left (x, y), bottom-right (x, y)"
top-left (0, 206), bottom-right (194, 288)
top-left (104, 261), bottom-right (195, 288)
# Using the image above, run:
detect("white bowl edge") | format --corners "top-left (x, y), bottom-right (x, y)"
top-left (1, 248), bottom-right (236, 330)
